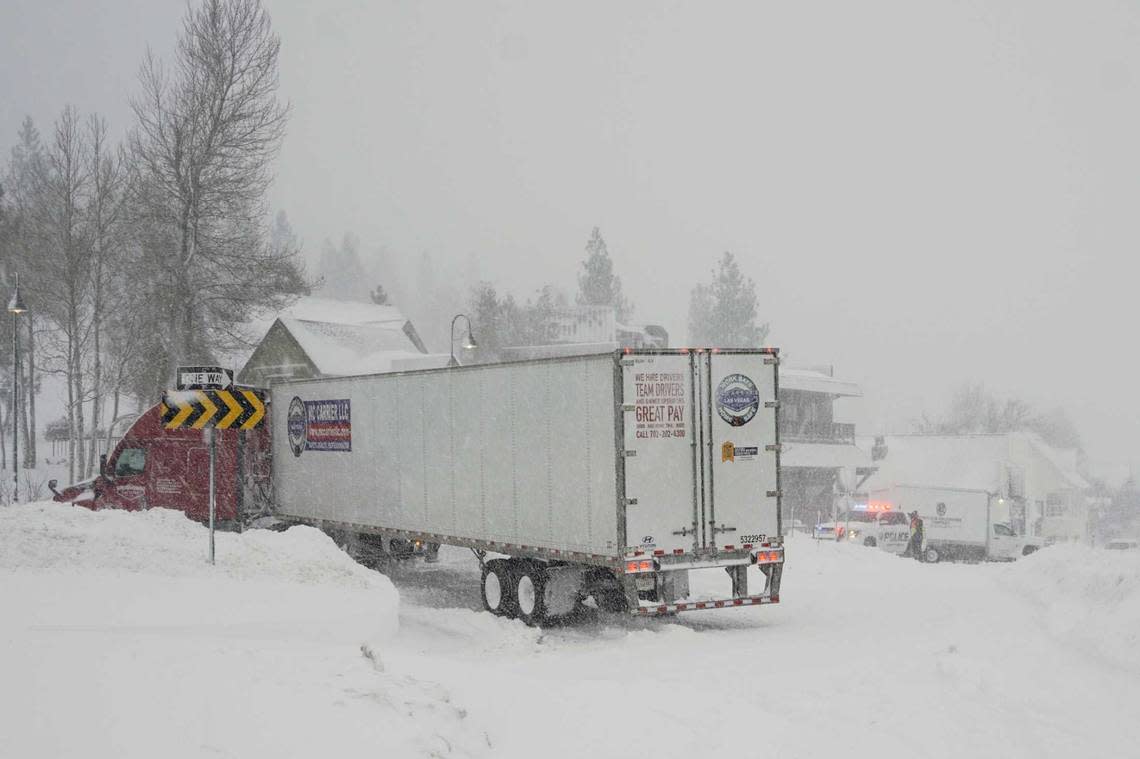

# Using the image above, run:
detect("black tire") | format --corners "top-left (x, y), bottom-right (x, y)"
top-left (864, 537), bottom-right (877, 547)
top-left (481, 559), bottom-right (516, 617)
top-left (1022, 545), bottom-right (1038, 557)
top-left (513, 562), bottom-right (548, 626)
top-left (923, 546), bottom-right (941, 564)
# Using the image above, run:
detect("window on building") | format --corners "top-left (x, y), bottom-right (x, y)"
top-left (1045, 492), bottom-right (1067, 518)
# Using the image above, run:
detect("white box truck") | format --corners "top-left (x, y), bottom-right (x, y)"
top-left (271, 349), bottom-right (784, 623)
top-left (874, 485), bottom-right (1041, 562)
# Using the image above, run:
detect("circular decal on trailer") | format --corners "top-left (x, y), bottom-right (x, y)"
top-left (287, 396), bottom-right (307, 457)
top-left (716, 374), bottom-right (760, 427)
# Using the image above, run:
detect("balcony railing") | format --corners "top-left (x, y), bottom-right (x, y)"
top-left (781, 422), bottom-right (856, 445)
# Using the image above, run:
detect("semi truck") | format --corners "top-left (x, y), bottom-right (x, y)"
top-left (870, 484), bottom-right (1041, 562)
top-left (51, 348), bottom-right (784, 623)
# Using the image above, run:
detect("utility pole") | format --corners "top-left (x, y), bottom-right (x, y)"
top-left (8, 274), bottom-right (29, 502)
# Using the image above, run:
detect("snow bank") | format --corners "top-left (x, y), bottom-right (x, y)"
top-left (1001, 545), bottom-right (1140, 672)
top-left (1, 501), bottom-right (399, 644)
top-left (0, 502), bottom-right (487, 758)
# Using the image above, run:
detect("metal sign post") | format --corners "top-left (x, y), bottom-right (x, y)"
top-left (164, 370), bottom-right (266, 565)
top-left (208, 427), bottom-right (217, 565)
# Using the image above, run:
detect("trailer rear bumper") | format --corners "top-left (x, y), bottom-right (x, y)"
top-left (633, 592), bottom-right (779, 616)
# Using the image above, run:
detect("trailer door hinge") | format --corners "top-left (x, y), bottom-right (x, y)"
top-left (767, 490), bottom-right (782, 498)
top-left (624, 449), bottom-right (637, 458)
top-left (712, 524), bottom-right (737, 534)
top-left (764, 357), bottom-right (779, 365)
top-left (764, 400), bottom-right (779, 409)
top-left (624, 497), bottom-right (638, 506)
top-left (621, 360), bottom-right (635, 367)
top-left (766, 444), bottom-right (782, 453)
top-left (621, 403), bottom-right (636, 413)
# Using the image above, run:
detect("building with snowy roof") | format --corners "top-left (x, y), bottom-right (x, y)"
top-left (778, 367), bottom-right (877, 529)
top-left (237, 297), bottom-right (449, 385)
top-left (498, 305), bottom-right (668, 361)
top-left (860, 432), bottom-right (1091, 542)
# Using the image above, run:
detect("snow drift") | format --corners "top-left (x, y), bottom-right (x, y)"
top-left (1001, 545), bottom-right (1140, 673)
top-left (0, 503), bottom-right (485, 759)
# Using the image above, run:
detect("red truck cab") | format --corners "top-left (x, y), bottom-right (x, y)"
top-left (50, 402), bottom-right (272, 525)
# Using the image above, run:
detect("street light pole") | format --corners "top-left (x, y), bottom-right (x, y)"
top-left (448, 314), bottom-right (478, 367)
top-left (7, 273), bottom-right (29, 503)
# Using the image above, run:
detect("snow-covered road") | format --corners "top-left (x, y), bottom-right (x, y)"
top-left (3, 504), bottom-right (1138, 759)
top-left (384, 539), bottom-right (1140, 759)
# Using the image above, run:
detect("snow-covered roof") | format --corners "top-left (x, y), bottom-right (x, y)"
top-left (277, 317), bottom-right (443, 376)
top-left (1029, 436), bottom-right (1088, 490)
top-left (225, 296), bottom-right (418, 371)
top-left (780, 368), bottom-right (862, 397)
top-left (273, 297), bottom-right (407, 327)
top-left (244, 297), bottom-right (407, 346)
top-left (862, 432), bottom-right (1089, 493)
top-left (863, 434), bottom-right (1009, 492)
top-left (780, 440), bottom-right (873, 469)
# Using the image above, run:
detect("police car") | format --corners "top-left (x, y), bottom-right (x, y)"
top-left (814, 506), bottom-right (911, 554)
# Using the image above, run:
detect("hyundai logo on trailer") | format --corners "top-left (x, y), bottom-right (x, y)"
top-left (715, 373), bottom-right (759, 427)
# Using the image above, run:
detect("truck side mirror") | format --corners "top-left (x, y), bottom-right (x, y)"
top-left (48, 479), bottom-right (60, 496)
top-left (100, 454), bottom-right (108, 478)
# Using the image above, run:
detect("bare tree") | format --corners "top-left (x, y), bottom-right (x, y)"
top-left (915, 382), bottom-right (1082, 451)
top-left (83, 115), bottom-right (127, 476)
top-left (129, 0), bottom-right (305, 393)
top-left (22, 108), bottom-right (95, 481)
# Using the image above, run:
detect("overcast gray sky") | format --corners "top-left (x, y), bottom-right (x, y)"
top-left (2, 1), bottom-right (1138, 479)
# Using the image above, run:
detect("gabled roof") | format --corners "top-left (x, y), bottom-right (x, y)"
top-left (273, 317), bottom-right (444, 377)
top-left (271, 296), bottom-right (408, 327)
top-left (862, 432), bottom-right (1089, 493)
top-left (237, 297), bottom-right (447, 380)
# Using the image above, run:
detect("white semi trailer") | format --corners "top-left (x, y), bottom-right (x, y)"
top-left (271, 349), bottom-right (784, 624)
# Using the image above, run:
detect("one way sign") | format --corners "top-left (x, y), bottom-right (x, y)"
top-left (177, 365), bottom-right (234, 391)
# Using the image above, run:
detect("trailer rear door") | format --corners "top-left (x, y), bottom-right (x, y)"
top-left (700, 351), bottom-right (780, 549)
top-left (620, 352), bottom-right (699, 554)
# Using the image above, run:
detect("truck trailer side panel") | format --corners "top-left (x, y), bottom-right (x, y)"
top-left (272, 355), bottom-right (621, 559)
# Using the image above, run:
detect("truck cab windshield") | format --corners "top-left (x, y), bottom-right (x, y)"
top-left (114, 448), bottom-right (147, 477)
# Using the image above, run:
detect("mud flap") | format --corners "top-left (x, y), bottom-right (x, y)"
top-left (726, 565), bottom-right (748, 598)
top-left (759, 563), bottom-right (783, 596)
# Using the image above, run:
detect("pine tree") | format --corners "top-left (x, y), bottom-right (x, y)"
top-left (317, 234), bottom-right (370, 301)
top-left (687, 251), bottom-right (769, 347)
top-left (576, 227), bottom-right (631, 322)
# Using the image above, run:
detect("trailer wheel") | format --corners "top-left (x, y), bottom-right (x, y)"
top-left (481, 560), bottom-right (516, 616)
top-left (923, 546), bottom-right (941, 564)
top-left (863, 537), bottom-right (877, 547)
top-left (514, 563), bottom-right (548, 626)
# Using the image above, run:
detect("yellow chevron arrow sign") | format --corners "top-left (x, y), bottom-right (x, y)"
top-left (161, 389), bottom-right (267, 430)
